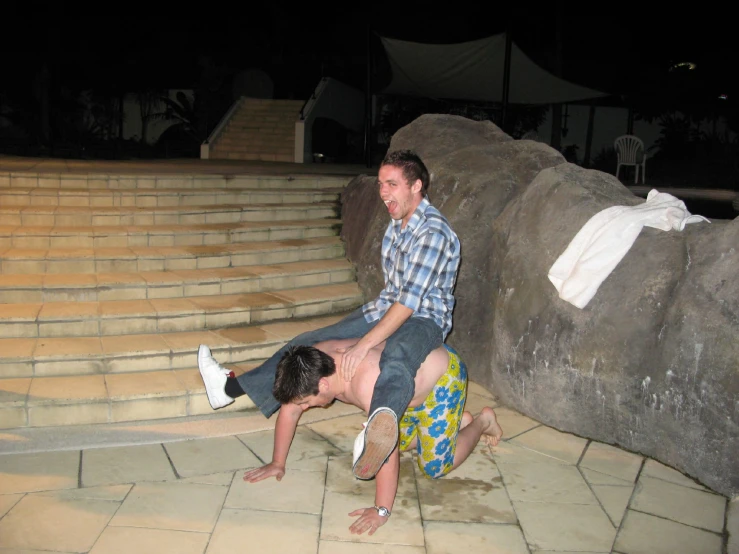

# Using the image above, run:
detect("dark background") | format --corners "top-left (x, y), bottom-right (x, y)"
top-left (3, 6), bottom-right (735, 103)
top-left (1, 4), bottom-right (737, 198)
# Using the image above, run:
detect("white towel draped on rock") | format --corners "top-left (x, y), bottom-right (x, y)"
top-left (548, 189), bottom-right (710, 309)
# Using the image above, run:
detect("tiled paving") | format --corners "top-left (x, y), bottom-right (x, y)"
top-left (0, 382), bottom-right (731, 554)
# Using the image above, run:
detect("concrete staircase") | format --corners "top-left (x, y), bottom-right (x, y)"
top-left (0, 165), bottom-right (363, 429)
top-left (207, 99), bottom-right (304, 162)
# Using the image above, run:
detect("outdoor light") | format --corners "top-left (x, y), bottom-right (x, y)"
top-left (669, 62), bottom-right (697, 71)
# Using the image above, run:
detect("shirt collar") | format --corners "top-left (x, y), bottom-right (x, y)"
top-left (392, 197), bottom-right (429, 235)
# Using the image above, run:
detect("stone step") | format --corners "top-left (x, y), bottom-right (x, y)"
top-left (234, 110), bottom-right (300, 119)
top-left (0, 202), bottom-right (338, 227)
top-left (238, 98), bottom-right (305, 113)
top-left (215, 135), bottom-right (295, 147)
top-left (0, 187), bottom-right (338, 207)
top-left (0, 173), bottom-right (351, 190)
top-left (0, 311), bottom-right (348, 379)
top-left (0, 258), bottom-right (355, 302)
top-left (229, 115), bottom-right (297, 124)
top-left (212, 143), bottom-right (294, 154)
top-left (240, 98), bottom-right (304, 108)
top-left (0, 158), bottom-right (361, 431)
top-left (215, 152), bottom-right (295, 163)
top-left (212, 143), bottom-right (295, 155)
top-left (0, 218), bottom-right (341, 249)
top-left (210, 151), bottom-right (295, 163)
top-left (0, 235), bottom-right (344, 275)
top-left (0, 312), bottom-right (346, 428)
top-left (225, 119), bottom-right (295, 128)
top-left (0, 282), bottom-right (362, 339)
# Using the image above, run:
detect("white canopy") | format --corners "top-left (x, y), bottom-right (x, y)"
top-left (379, 34), bottom-right (609, 104)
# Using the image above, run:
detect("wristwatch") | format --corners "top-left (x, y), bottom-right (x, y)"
top-left (374, 505), bottom-right (391, 517)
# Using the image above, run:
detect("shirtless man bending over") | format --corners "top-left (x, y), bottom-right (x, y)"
top-left (235, 339), bottom-right (503, 536)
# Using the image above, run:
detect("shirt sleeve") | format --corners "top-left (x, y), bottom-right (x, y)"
top-left (395, 229), bottom-right (452, 312)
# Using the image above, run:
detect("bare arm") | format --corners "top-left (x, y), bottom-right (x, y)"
top-left (243, 403), bottom-right (302, 482)
top-left (348, 446), bottom-right (399, 535)
top-left (338, 303), bottom-right (413, 380)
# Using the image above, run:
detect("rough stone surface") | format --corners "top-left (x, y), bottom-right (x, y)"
top-left (340, 114), bottom-right (738, 498)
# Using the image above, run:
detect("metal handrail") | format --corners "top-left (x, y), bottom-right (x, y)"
top-left (299, 78), bottom-right (328, 120)
top-left (203, 96), bottom-right (246, 146)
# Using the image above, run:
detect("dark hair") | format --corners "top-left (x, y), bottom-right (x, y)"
top-left (381, 149), bottom-right (430, 196)
top-left (273, 345), bottom-right (336, 404)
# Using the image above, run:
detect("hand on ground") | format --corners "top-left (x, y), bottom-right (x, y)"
top-left (348, 507), bottom-right (389, 535)
top-left (243, 462), bottom-right (285, 483)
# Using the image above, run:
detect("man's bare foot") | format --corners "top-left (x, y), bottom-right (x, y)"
top-left (477, 407), bottom-right (503, 447)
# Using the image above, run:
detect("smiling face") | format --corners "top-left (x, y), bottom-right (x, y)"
top-left (378, 164), bottom-right (423, 228)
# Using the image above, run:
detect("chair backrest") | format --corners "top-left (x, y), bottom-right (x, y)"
top-left (614, 135), bottom-right (644, 163)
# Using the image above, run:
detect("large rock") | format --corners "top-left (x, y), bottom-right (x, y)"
top-left (340, 114), bottom-right (738, 497)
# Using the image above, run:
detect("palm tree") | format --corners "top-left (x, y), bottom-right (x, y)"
top-left (136, 90), bottom-right (166, 145)
top-left (150, 91), bottom-right (203, 143)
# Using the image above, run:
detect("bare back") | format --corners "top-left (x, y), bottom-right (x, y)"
top-left (316, 339), bottom-right (449, 413)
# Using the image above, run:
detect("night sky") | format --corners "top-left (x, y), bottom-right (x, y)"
top-left (2, 6), bottom-right (736, 110)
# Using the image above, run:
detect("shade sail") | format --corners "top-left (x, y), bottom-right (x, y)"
top-left (380, 34), bottom-right (609, 104)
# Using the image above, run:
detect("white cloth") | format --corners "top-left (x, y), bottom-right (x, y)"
top-left (548, 189), bottom-right (710, 309)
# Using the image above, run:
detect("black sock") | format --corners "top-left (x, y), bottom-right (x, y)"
top-left (225, 377), bottom-right (245, 399)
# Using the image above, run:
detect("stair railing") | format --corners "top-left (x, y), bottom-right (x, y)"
top-left (300, 78), bottom-right (329, 121)
top-left (200, 96), bottom-right (246, 159)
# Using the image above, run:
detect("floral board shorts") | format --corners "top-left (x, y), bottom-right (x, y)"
top-left (398, 344), bottom-right (468, 478)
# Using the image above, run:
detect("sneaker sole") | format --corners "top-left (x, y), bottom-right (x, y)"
top-left (352, 411), bottom-right (398, 480)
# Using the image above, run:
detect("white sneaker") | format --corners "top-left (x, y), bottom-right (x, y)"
top-left (352, 407), bottom-right (398, 480)
top-left (352, 421), bottom-right (368, 468)
top-left (197, 345), bottom-right (235, 410)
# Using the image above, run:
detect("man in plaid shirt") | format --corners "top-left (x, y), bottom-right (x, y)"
top-left (198, 149), bottom-right (461, 481)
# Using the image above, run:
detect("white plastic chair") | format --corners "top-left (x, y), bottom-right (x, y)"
top-left (614, 135), bottom-right (647, 183)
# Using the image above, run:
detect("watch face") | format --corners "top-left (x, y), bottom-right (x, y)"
top-left (377, 507), bottom-right (390, 517)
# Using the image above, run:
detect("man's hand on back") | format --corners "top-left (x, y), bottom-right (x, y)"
top-left (336, 342), bottom-right (370, 381)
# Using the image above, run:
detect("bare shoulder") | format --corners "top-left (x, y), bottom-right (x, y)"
top-left (314, 339), bottom-right (357, 356)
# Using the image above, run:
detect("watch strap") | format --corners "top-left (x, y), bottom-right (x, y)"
top-left (374, 505), bottom-right (391, 517)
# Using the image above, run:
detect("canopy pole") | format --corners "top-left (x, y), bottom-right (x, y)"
top-left (364, 23), bottom-right (373, 168)
top-left (626, 105), bottom-right (635, 134)
top-left (500, 22), bottom-right (513, 133)
top-left (550, 3), bottom-right (564, 150)
top-left (584, 102), bottom-right (596, 166)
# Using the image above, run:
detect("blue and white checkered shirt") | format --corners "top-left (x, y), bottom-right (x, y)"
top-left (362, 197), bottom-right (460, 338)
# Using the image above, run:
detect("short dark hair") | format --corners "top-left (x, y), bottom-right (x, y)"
top-left (273, 345), bottom-right (336, 404)
top-left (381, 149), bottom-right (430, 196)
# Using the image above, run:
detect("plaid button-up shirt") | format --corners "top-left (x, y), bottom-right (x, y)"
top-left (362, 197), bottom-right (460, 338)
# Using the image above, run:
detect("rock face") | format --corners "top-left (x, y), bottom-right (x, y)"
top-left (340, 114), bottom-right (739, 498)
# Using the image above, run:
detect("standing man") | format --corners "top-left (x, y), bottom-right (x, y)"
top-left (198, 149), bottom-right (461, 480)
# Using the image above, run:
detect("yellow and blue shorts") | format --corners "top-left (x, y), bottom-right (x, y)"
top-left (398, 344), bottom-right (467, 479)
